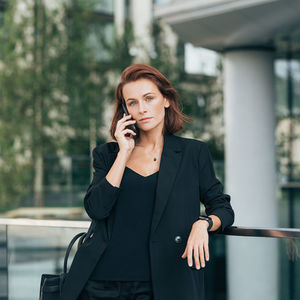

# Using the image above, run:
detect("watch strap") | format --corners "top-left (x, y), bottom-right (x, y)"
top-left (198, 216), bottom-right (213, 231)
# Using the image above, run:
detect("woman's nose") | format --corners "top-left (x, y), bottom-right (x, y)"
top-left (138, 102), bottom-right (147, 113)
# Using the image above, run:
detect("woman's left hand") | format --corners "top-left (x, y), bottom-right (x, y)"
top-left (181, 220), bottom-right (210, 269)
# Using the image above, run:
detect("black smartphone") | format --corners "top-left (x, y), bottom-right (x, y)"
top-left (121, 101), bottom-right (138, 139)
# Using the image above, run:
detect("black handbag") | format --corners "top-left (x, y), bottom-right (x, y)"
top-left (39, 220), bottom-right (96, 300)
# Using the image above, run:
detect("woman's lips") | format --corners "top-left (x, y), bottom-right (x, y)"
top-left (139, 117), bottom-right (152, 122)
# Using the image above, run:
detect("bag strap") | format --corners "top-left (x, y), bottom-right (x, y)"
top-left (78, 219), bottom-right (96, 248)
top-left (63, 220), bottom-right (96, 274)
top-left (63, 232), bottom-right (85, 274)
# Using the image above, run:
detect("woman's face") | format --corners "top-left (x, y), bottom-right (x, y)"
top-left (122, 78), bottom-right (170, 133)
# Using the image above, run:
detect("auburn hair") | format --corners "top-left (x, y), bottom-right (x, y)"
top-left (109, 63), bottom-right (192, 140)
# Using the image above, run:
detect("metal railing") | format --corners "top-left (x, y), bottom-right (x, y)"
top-left (223, 225), bottom-right (300, 239)
top-left (0, 218), bottom-right (299, 238)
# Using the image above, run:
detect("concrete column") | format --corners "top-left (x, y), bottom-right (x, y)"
top-left (114, 0), bottom-right (125, 37)
top-left (224, 49), bottom-right (278, 300)
top-left (130, 0), bottom-right (153, 62)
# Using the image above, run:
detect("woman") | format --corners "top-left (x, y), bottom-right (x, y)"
top-left (62, 63), bottom-right (234, 300)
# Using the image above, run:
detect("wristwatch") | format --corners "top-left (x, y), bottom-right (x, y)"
top-left (198, 216), bottom-right (213, 231)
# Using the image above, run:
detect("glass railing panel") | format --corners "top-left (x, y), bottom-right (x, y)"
top-left (6, 224), bottom-right (88, 300)
top-left (0, 221), bottom-right (299, 300)
top-left (279, 237), bottom-right (300, 300)
top-left (205, 232), bottom-right (300, 300)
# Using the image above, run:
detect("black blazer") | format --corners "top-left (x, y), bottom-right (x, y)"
top-left (61, 132), bottom-right (234, 300)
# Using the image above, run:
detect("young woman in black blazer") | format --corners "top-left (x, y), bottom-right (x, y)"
top-left (73, 63), bottom-right (235, 300)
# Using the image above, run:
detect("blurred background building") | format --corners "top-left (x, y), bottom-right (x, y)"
top-left (0, 0), bottom-right (299, 299)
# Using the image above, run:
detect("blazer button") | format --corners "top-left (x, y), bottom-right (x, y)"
top-left (174, 235), bottom-right (182, 243)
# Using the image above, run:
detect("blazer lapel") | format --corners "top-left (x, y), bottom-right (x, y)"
top-left (150, 133), bottom-right (182, 237)
top-left (108, 133), bottom-right (183, 238)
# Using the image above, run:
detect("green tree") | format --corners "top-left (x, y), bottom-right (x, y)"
top-left (0, 0), bottom-right (119, 210)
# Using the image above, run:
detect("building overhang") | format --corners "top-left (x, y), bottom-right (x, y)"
top-left (154, 0), bottom-right (300, 54)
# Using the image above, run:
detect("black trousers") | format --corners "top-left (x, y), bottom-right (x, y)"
top-left (78, 280), bottom-right (154, 300)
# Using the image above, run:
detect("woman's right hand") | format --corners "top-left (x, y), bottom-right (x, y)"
top-left (114, 113), bottom-right (137, 156)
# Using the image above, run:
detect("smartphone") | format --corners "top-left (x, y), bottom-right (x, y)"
top-left (121, 101), bottom-right (138, 139)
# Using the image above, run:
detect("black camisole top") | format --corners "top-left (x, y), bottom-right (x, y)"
top-left (90, 166), bottom-right (159, 281)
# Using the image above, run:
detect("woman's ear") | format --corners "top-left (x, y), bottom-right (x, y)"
top-left (164, 97), bottom-right (170, 108)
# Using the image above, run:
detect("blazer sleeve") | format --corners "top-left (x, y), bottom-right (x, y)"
top-left (198, 142), bottom-right (235, 232)
top-left (84, 145), bottom-right (121, 220)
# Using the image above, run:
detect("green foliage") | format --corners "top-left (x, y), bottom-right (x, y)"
top-left (0, 0), bottom-right (129, 210)
top-left (0, 0), bottom-right (34, 210)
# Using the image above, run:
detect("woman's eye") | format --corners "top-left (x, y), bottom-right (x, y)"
top-left (146, 96), bottom-right (153, 101)
top-left (128, 101), bottom-right (136, 106)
